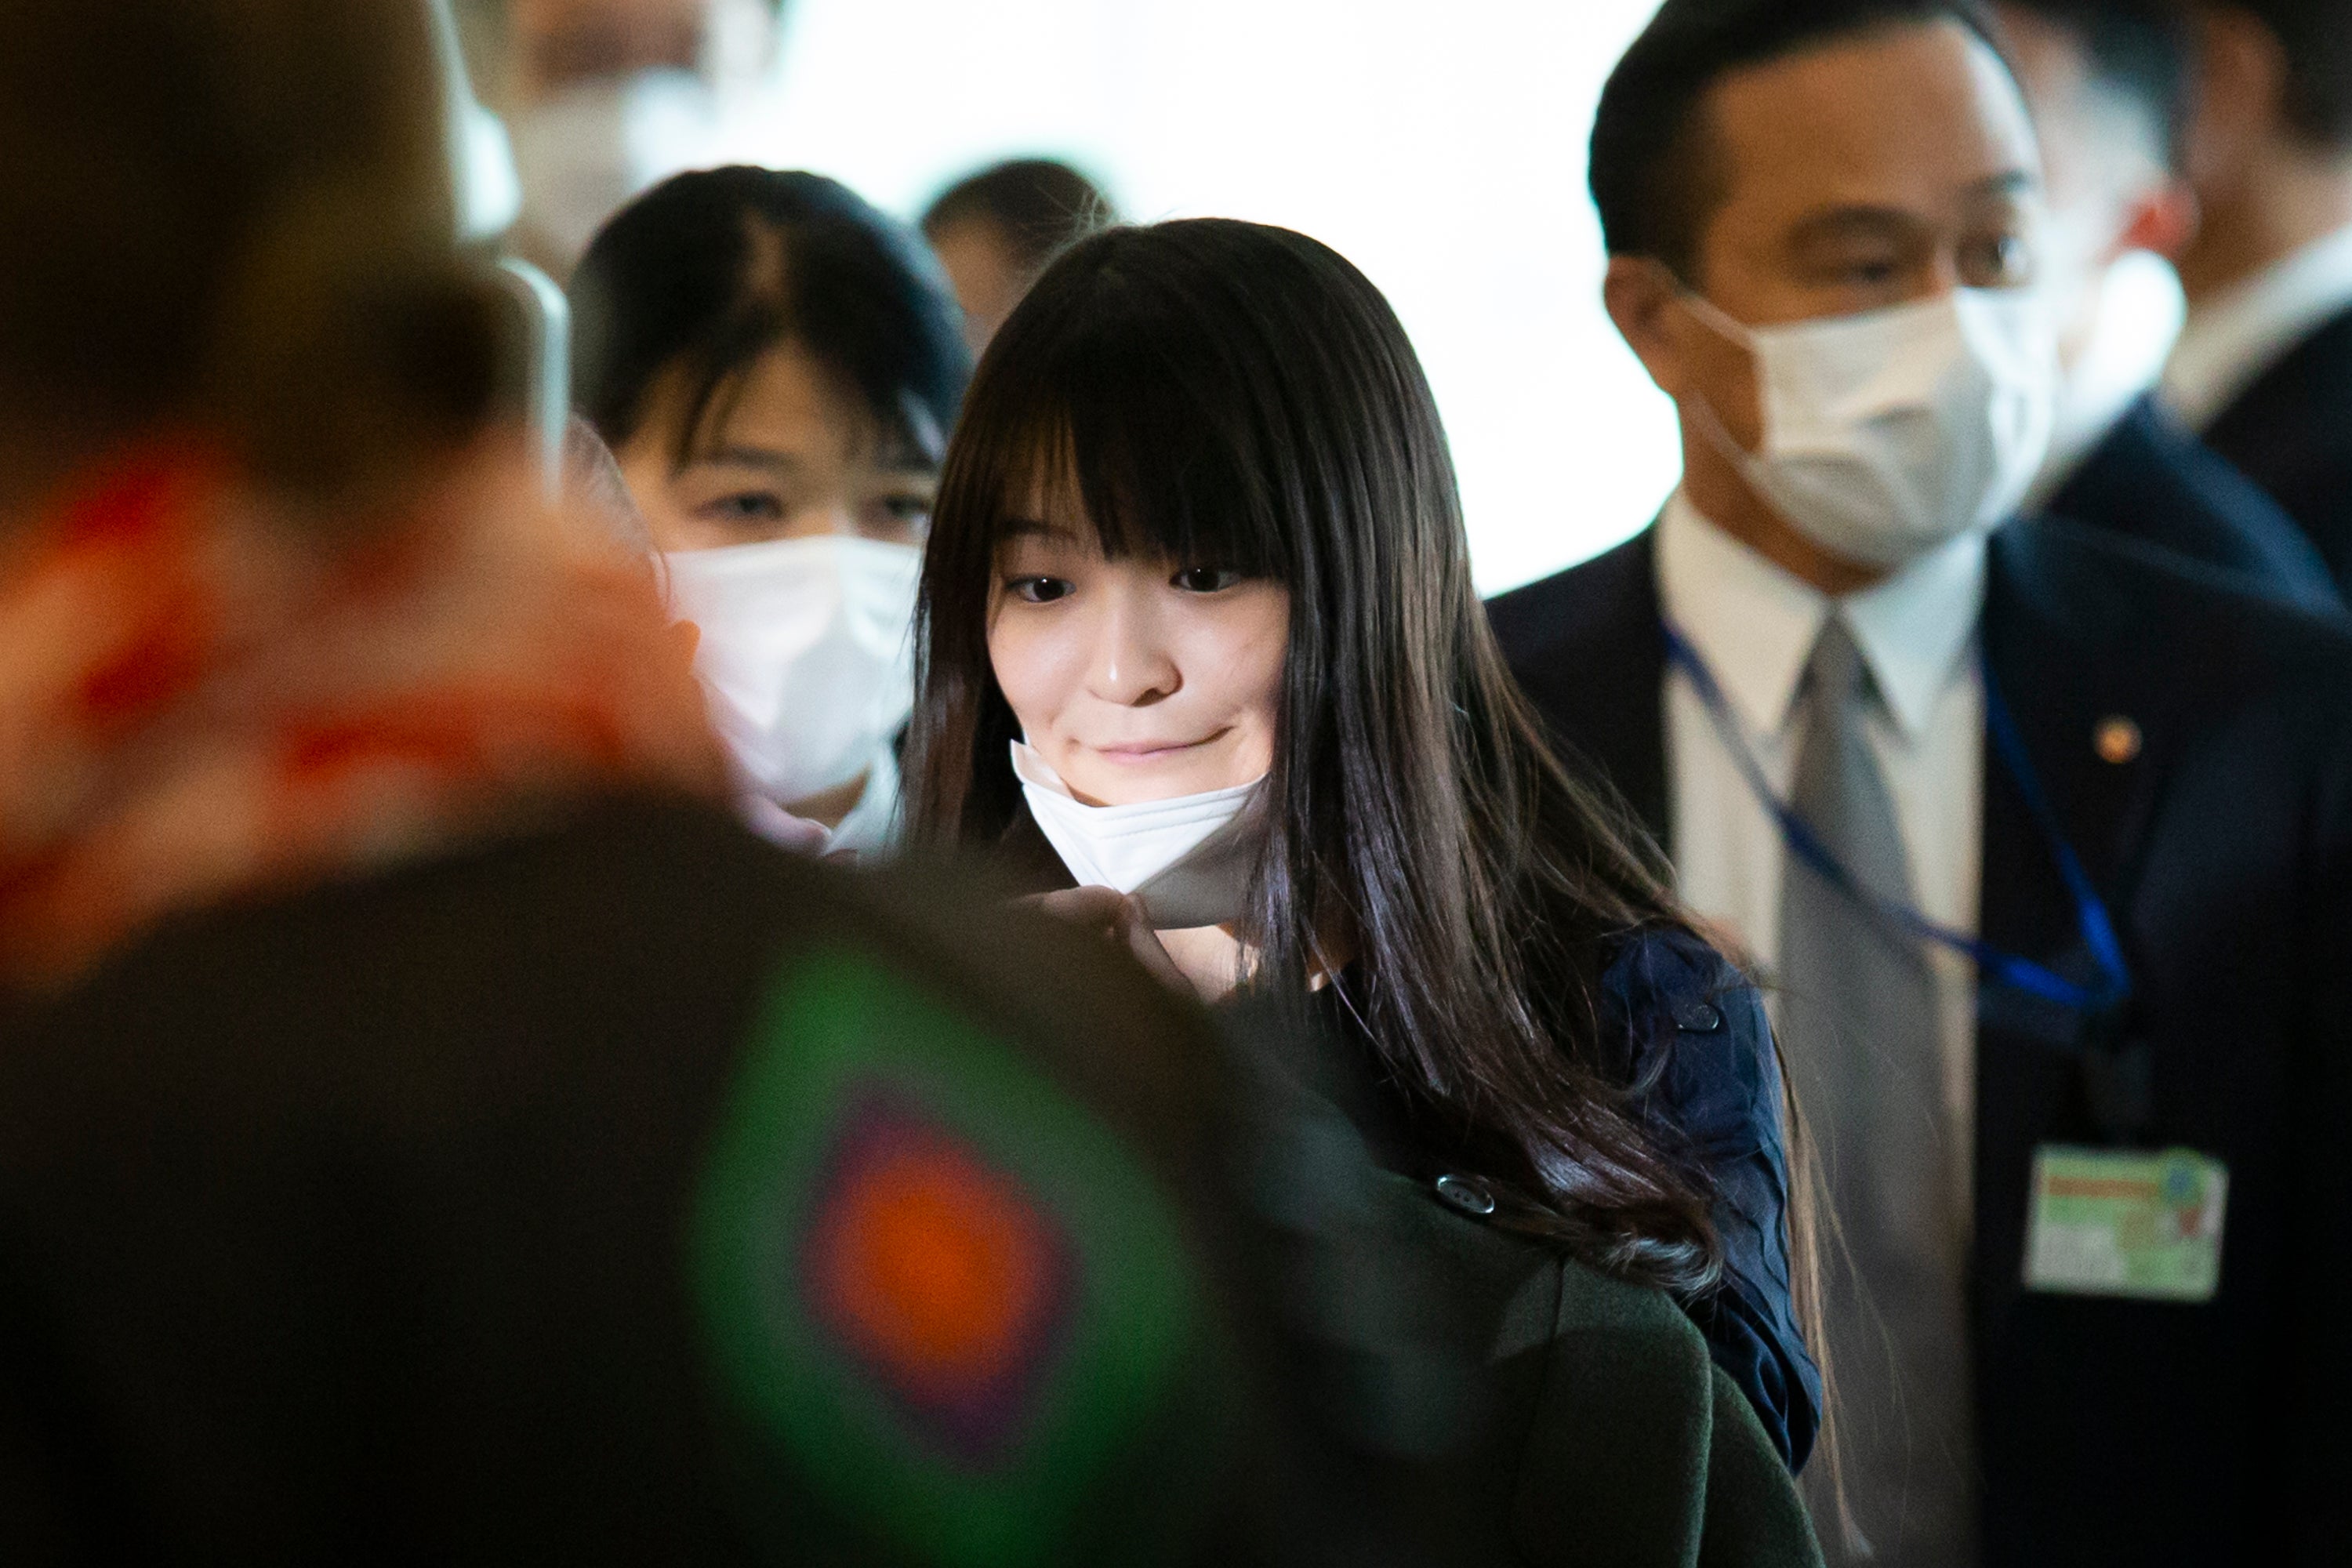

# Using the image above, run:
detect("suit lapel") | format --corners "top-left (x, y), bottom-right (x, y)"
top-left (1973, 520), bottom-right (2180, 1324)
top-left (1515, 530), bottom-right (1673, 851)
top-left (1978, 530), bottom-right (2157, 972)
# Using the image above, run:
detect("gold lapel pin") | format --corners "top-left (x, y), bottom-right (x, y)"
top-left (2094, 715), bottom-right (2142, 765)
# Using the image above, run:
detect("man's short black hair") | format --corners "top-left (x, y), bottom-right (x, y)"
top-left (1589, 0), bottom-right (2011, 279)
top-left (2220, 0), bottom-right (2352, 149)
top-left (2002, 0), bottom-right (2195, 168)
top-left (920, 158), bottom-right (1117, 274)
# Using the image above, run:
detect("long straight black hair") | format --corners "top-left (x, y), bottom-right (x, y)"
top-left (907, 219), bottom-right (1719, 1290)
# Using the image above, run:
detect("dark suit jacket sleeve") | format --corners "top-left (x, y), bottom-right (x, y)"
top-left (2201, 305), bottom-right (2352, 591)
top-left (1604, 930), bottom-right (1822, 1472)
top-left (2296, 681), bottom-right (2352, 1556)
top-left (2046, 395), bottom-right (2343, 618)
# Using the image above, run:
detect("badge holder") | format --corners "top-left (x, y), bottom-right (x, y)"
top-left (1663, 620), bottom-right (2227, 1304)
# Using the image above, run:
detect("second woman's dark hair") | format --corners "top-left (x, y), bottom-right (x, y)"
top-left (570, 167), bottom-right (971, 466)
top-left (907, 219), bottom-right (1722, 1290)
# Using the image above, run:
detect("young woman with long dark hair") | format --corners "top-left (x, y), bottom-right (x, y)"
top-left (908, 218), bottom-right (1824, 1491)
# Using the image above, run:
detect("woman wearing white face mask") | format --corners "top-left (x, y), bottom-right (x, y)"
top-left (907, 219), bottom-right (1829, 1558)
top-left (574, 166), bottom-right (971, 856)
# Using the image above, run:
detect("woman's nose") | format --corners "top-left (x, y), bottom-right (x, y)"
top-left (1085, 590), bottom-right (1180, 706)
top-left (800, 495), bottom-right (860, 538)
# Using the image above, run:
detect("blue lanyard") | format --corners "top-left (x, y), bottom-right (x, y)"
top-left (1661, 618), bottom-right (2132, 1019)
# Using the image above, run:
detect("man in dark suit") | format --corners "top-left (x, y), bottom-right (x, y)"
top-left (1493, 1), bottom-right (2352, 1562)
top-left (1999, 0), bottom-right (2340, 612)
top-left (2163, 0), bottom-right (2352, 587)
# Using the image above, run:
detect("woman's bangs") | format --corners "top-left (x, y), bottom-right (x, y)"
top-left (981, 321), bottom-right (1287, 582)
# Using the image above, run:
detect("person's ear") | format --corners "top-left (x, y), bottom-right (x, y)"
top-left (1604, 256), bottom-right (1699, 397)
top-left (2114, 178), bottom-right (2200, 261)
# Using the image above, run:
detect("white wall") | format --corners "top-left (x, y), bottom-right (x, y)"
top-left (736, 0), bottom-right (1679, 593)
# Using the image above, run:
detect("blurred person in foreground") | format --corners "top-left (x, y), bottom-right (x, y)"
top-left (2161, 0), bottom-right (2352, 589)
top-left (922, 158), bottom-right (1118, 357)
top-left (454, 0), bottom-right (789, 274)
top-left (1998, 0), bottom-right (2340, 609)
top-left (1489, 0), bottom-right (2352, 1561)
top-left (574, 168), bottom-right (971, 855)
top-left (0, 1), bottom-right (1404, 1559)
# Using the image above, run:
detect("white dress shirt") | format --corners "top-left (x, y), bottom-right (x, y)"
top-left (1657, 492), bottom-right (1986, 1208)
top-left (2162, 220), bottom-right (2352, 433)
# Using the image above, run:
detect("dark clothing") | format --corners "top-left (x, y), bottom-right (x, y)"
top-left (2201, 303), bottom-right (2352, 593)
top-left (1490, 518), bottom-right (2352, 1565)
top-left (1602, 931), bottom-right (1819, 1475)
top-left (0, 796), bottom-right (1820, 1565)
top-left (0, 798), bottom-right (1300, 1562)
top-left (2049, 394), bottom-right (2341, 615)
top-left (1240, 1045), bottom-right (1824, 1566)
top-left (1004, 811), bottom-right (1820, 1472)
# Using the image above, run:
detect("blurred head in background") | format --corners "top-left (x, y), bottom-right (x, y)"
top-left (0, 0), bottom-right (487, 514)
top-left (923, 159), bottom-right (1119, 357)
top-left (2172, 0), bottom-right (2352, 301)
top-left (574, 167), bottom-right (970, 843)
top-left (456, 0), bottom-right (789, 273)
top-left (0, 0), bottom-right (721, 984)
top-left (1995, 0), bottom-right (2198, 481)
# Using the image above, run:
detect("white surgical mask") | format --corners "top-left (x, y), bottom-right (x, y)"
top-left (1685, 289), bottom-right (2057, 569)
top-left (665, 536), bottom-right (920, 811)
top-left (2032, 250), bottom-right (2186, 503)
top-left (509, 70), bottom-right (723, 270)
top-left (1012, 742), bottom-right (1265, 930)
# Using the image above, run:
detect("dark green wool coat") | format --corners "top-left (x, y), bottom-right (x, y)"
top-left (1251, 1062), bottom-right (1823, 1568)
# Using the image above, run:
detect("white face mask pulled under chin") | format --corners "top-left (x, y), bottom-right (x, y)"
top-left (666, 536), bottom-right (920, 811)
top-left (509, 70), bottom-right (723, 268)
top-left (1685, 288), bottom-right (2058, 570)
top-left (1011, 742), bottom-right (1266, 931)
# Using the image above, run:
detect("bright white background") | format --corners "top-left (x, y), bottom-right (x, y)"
top-left (734, 0), bottom-right (1679, 593)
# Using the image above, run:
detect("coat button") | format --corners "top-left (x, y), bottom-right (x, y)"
top-left (2094, 715), bottom-right (2142, 765)
top-left (1434, 1174), bottom-right (1497, 1218)
top-left (1671, 999), bottom-right (1725, 1033)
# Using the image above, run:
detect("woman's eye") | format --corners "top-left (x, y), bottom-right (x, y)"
top-left (1173, 565), bottom-right (1242, 593)
top-left (877, 494), bottom-right (933, 533)
top-left (704, 492), bottom-right (786, 524)
top-left (1007, 575), bottom-right (1074, 604)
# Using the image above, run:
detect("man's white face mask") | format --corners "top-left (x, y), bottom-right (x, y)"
top-left (1683, 287), bottom-right (2059, 570)
top-left (509, 69), bottom-right (723, 269)
top-left (664, 535), bottom-right (920, 811)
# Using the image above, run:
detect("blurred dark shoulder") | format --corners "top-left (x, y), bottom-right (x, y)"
top-left (0, 796), bottom-right (1301, 1560)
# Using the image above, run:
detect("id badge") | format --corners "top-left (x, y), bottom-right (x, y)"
top-left (2023, 1145), bottom-right (2227, 1303)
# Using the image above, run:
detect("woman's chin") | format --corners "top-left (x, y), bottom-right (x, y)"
top-left (1063, 755), bottom-right (1254, 806)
